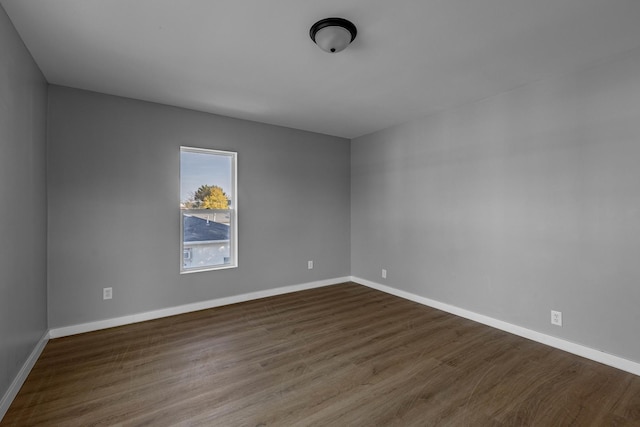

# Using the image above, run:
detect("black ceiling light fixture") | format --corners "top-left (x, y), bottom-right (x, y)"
top-left (310, 17), bottom-right (357, 53)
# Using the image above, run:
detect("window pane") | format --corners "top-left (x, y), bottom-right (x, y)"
top-left (180, 147), bottom-right (237, 273)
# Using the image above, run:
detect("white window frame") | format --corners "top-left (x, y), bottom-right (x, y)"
top-left (180, 146), bottom-right (237, 274)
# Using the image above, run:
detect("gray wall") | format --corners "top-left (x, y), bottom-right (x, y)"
top-left (47, 86), bottom-right (350, 328)
top-left (0, 5), bottom-right (48, 397)
top-left (352, 47), bottom-right (640, 363)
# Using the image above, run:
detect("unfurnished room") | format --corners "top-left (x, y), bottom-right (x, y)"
top-left (1, 1), bottom-right (640, 425)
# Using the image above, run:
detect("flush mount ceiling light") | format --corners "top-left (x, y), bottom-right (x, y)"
top-left (310, 18), bottom-right (357, 53)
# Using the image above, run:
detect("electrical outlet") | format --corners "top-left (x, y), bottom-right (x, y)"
top-left (382, 269), bottom-right (387, 279)
top-left (103, 287), bottom-right (113, 300)
top-left (551, 310), bottom-right (562, 326)
top-left (308, 260), bottom-right (313, 270)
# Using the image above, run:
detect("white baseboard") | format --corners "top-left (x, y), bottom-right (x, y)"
top-left (0, 331), bottom-right (50, 421)
top-left (49, 276), bottom-right (351, 339)
top-left (351, 276), bottom-right (640, 377)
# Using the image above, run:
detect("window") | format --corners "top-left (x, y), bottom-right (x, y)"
top-left (180, 147), bottom-right (237, 273)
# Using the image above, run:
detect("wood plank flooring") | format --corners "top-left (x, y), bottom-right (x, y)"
top-left (3, 282), bottom-right (640, 426)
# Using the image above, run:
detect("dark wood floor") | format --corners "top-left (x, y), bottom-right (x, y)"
top-left (3, 283), bottom-right (640, 426)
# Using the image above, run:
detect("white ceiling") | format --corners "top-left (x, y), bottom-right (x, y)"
top-left (3, 0), bottom-right (640, 139)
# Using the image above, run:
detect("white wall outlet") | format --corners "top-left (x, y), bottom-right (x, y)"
top-left (308, 260), bottom-right (313, 270)
top-left (381, 269), bottom-right (387, 279)
top-left (551, 310), bottom-right (562, 326)
top-left (103, 287), bottom-right (113, 300)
